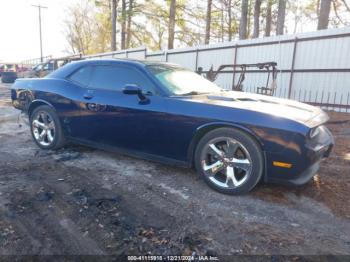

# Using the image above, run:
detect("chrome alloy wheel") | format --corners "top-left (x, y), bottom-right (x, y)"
top-left (32, 111), bottom-right (56, 147)
top-left (200, 137), bottom-right (252, 189)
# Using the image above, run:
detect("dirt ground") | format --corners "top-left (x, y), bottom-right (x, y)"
top-left (0, 82), bottom-right (349, 258)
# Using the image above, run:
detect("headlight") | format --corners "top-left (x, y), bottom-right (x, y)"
top-left (309, 126), bottom-right (321, 139)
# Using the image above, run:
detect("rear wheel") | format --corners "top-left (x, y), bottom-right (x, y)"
top-left (195, 128), bottom-right (264, 195)
top-left (30, 105), bottom-right (66, 150)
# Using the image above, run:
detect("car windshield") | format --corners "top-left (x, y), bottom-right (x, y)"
top-left (147, 64), bottom-right (222, 95)
top-left (43, 63), bottom-right (54, 70)
top-left (34, 64), bottom-right (43, 70)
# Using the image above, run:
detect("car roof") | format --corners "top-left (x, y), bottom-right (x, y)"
top-left (70, 58), bottom-right (177, 67)
top-left (48, 58), bottom-right (181, 79)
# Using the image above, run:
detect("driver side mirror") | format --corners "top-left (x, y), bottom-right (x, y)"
top-left (123, 84), bottom-right (149, 104)
top-left (123, 84), bottom-right (141, 95)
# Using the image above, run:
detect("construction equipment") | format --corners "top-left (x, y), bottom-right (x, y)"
top-left (200, 62), bottom-right (278, 96)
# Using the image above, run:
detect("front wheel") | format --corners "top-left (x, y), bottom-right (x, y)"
top-left (30, 105), bottom-right (66, 150)
top-left (195, 128), bottom-right (264, 195)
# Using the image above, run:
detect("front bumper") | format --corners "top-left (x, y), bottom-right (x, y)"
top-left (266, 125), bottom-right (334, 186)
top-left (283, 160), bottom-right (321, 186)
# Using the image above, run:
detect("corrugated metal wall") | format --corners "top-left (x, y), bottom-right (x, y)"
top-left (83, 28), bottom-right (350, 111)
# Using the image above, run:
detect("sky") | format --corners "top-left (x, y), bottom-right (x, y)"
top-left (0, 0), bottom-right (79, 62)
top-left (0, 0), bottom-right (348, 63)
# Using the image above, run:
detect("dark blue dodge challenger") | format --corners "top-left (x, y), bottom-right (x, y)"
top-left (11, 59), bottom-right (334, 194)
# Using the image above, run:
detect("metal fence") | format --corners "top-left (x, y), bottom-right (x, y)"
top-left (79, 27), bottom-right (350, 112)
top-left (244, 85), bottom-right (350, 113)
top-left (21, 28), bottom-right (348, 112)
top-left (21, 55), bottom-right (52, 66)
top-left (83, 47), bottom-right (147, 60)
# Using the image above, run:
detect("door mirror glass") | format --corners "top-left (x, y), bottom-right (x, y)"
top-left (123, 84), bottom-right (149, 104)
top-left (123, 84), bottom-right (141, 95)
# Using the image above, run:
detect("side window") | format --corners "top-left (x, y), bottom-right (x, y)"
top-left (43, 63), bottom-right (54, 71)
top-left (89, 65), bottom-right (156, 94)
top-left (69, 66), bottom-right (93, 86)
top-left (34, 64), bottom-right (42, 71)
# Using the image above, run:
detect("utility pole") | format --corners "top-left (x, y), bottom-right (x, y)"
top-left (32, 4), bottom-right (47, 62)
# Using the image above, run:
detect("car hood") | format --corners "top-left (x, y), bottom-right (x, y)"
top-left (184, 91), bottom-right (329, 127)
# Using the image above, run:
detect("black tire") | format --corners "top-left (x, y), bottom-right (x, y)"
top-left (194, 127), bottom-right (264, 195)
top-left (30, 105), bottom-right (66, 150)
